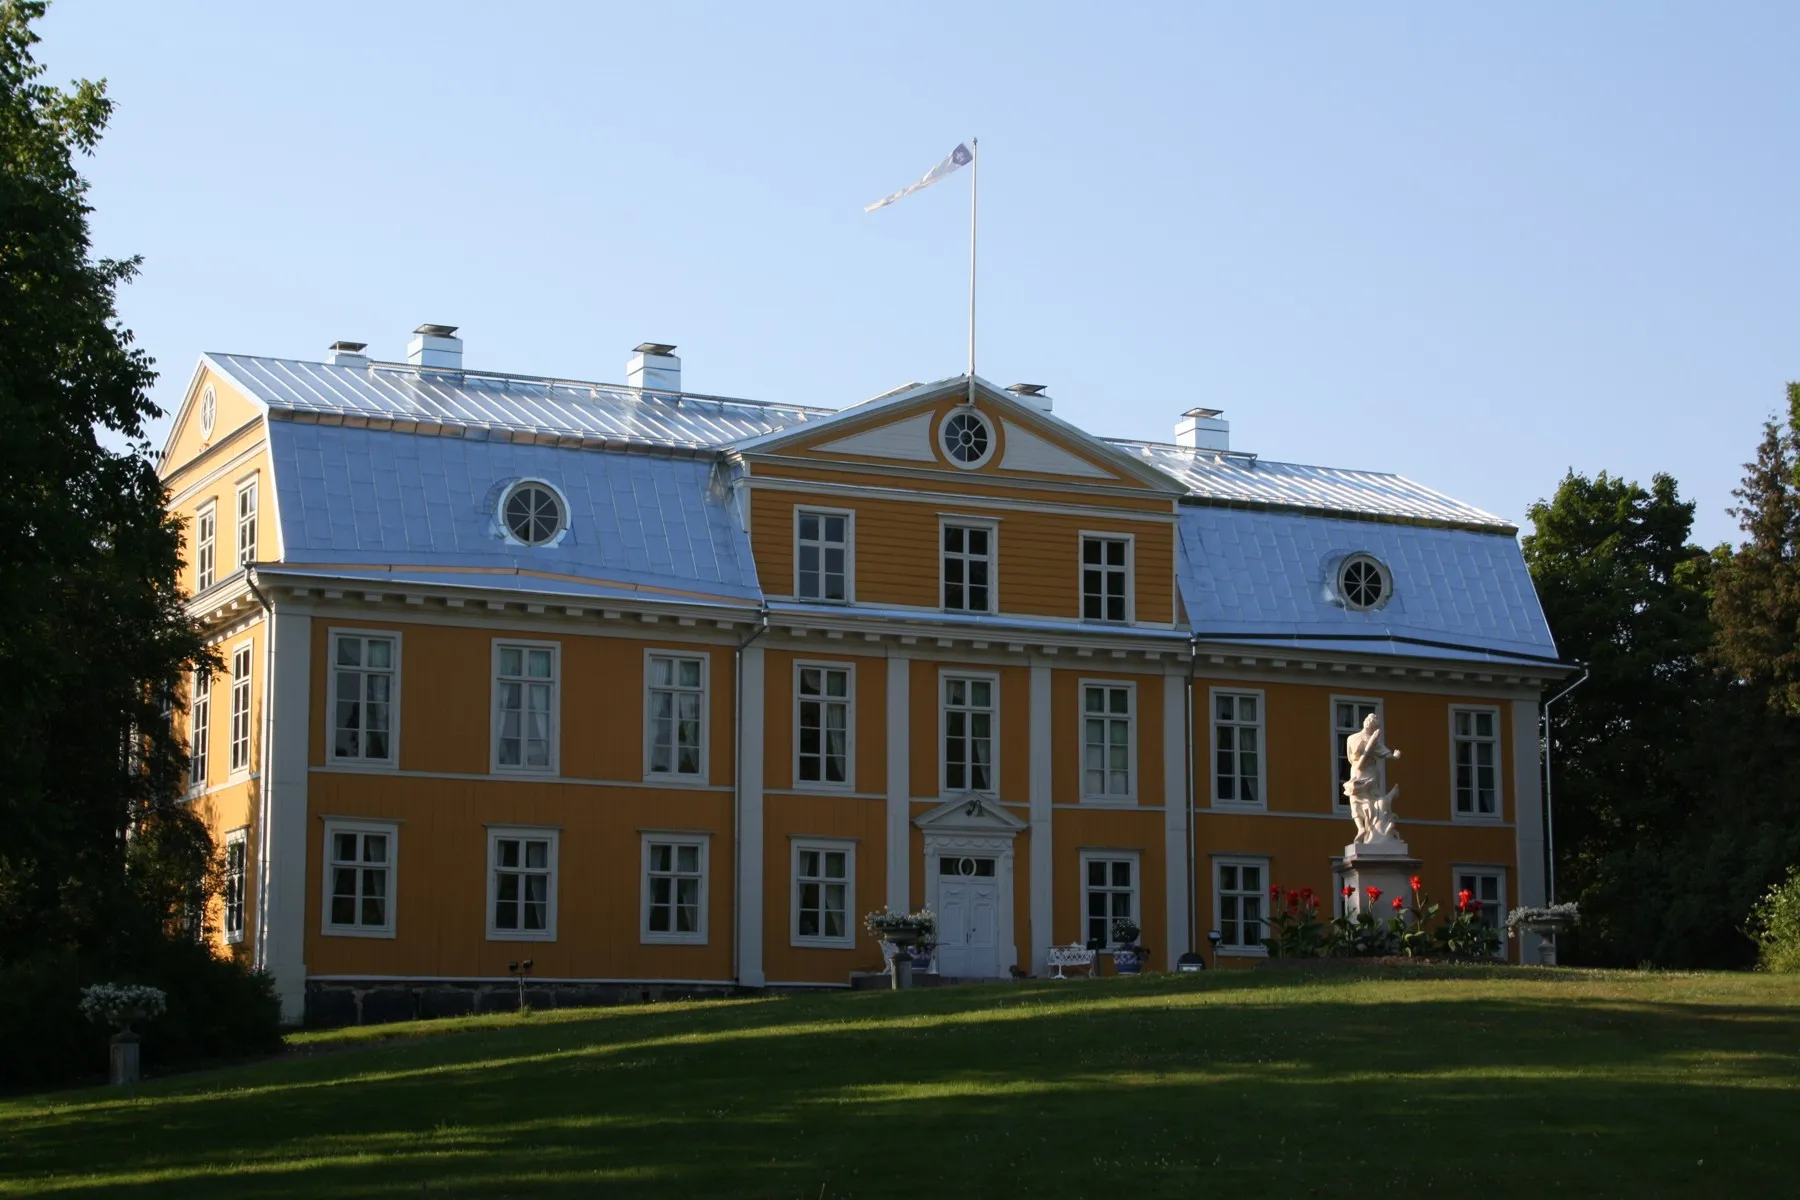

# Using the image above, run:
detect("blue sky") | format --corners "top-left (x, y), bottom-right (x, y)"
top-left (39, 1), bottom-right (1800, 546)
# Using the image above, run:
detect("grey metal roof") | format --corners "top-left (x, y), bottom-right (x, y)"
top-left (267, 422), bottom-right (763, 604)
top-left (1117, 441), bottom-right (1514, 531)
top-left (209, 353), bottom-right (828, 450)
top-left (1176, 506), bottom-right (1556, 663)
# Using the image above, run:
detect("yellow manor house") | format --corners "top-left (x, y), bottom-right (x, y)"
top-left (159, 327), bottom-right (1568, 1022)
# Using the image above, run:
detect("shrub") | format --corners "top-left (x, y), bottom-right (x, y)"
top-left (0, 936), bottom-right (281, 1088)
top-left (1748, 867), bottom-right (1800, 973)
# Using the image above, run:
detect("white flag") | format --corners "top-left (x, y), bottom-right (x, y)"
top-left (864, 143), bottom-right (974, 212)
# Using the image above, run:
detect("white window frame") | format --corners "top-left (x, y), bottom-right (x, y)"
top-left (194, 501), bottom-right (216, 592)
top-left (793, 506), bottom-right (854, 603)
top-left (643, 649), bottom-right (710, 782)
top-left (1449, 705), bottom-right (1504, 822)
top-left (640, 833), bottom-right (708, 945)
top-left (939, 517), bottom-right (998, 614)
top-left (487, 825), bottom-right (559, 941)
top-left (939, 407), bottom-right (997, 470)
top-left (491, 640), bottom-right (560, 775)
top-left (1079, 679), bottom-right (1136, 804)
top-left (1080, 850), bottom-right (1141, 949)
top-left (1330, 695), bottom-right (1383, 810)
top-left (321, 818), bottom-right (398, 938)
top-left (1214, 855), bottom-right (1271, 957)
top-left (1078, 531), bottom-right (1134, 624)
top-left (328, 629), bottom-right (401, 767)
top-left (223, 827), bottom-right (247, 945)
top-left (791, 837), bottom-right (857, 949)
top-left (940, 669), bottom-right (1000, 795)
top-left (189, 667), bottom-right (210, 790)
top-left (228, 641), bottom-right (253, 776)
top-left (793, 660), bottom-right (855, 791)
top-left (1452, 864), bottom-right (1508, 958)
top-left (1211, 687), bottom-right (1267, 809)
top-left (234, 474), bottom-right (258, 570)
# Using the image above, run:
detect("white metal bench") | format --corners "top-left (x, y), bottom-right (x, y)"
top-left (1046, 944), bottom-right (1097, 979)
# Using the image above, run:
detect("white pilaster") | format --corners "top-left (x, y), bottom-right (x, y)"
top-left (1163, 672), bottom-right (1192, 959)
top-left (886, 651), bottom-right (911, 912)
top-left (1028, 663), bottom-right (1054, 975)
top-left (261, 609), bottom-right (311, 1024)
top-left (1512, 696), bottom-right (1546, 963)
top-left (737, 643), bottom-right (767, 987)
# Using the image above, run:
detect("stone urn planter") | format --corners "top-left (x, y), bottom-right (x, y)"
top-left (865, 908), bottom-right (936, 990)
top-left (1507, 904), bottom-right (1580, 965)
top-left (79, 983), bottom-right (167, 1086)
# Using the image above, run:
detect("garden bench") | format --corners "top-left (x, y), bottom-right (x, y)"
top-left (1046, 944), bottom-right (1097, 979)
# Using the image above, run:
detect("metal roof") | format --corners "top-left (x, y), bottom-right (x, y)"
top-left (1176, 506), bottom-right (1556, 663)
top-left (1117, 441), bottom-right (1514, 531)
top-left (208, 353), bottom-right (828, 451)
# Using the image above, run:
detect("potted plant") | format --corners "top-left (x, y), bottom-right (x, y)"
top-left (1112, 918), bottom-right (1149, 974)
top-left (864, 907), bottom-right (936, 986)
top-left (1507, 902), bottom-right (1580, 965)
top-left (79, 983), bottom-right (166, 1086)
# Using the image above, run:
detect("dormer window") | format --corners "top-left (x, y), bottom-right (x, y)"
top-left (501, 481), bottom-right (565, 546)
top-left (1337, 553), bottom-right (1391, 611)
top-left (795, 508), bottom-right (851, 602)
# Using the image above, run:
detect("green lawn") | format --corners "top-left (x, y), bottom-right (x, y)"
top-left (3, 966), bottom-right (1797, 1197)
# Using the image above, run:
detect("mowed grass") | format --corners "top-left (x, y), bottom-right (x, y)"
top-left (3, 966), bottom-right (1798, 1198)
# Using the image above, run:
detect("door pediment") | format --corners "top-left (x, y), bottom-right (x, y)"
top-left (914, 794), bottom-right (1027, 834)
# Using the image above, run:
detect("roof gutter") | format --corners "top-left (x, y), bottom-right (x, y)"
top-left (1540, 665), bottom-right (1589, 905)
top-left (244, 565), bottom-right (276, 975)
top-left (1187, 630), bottom-right (1571, 670)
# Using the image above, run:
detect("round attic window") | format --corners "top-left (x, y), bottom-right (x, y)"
top-left (940, 408), bottom-right (994, 469)
top-left (1338, 553), bottom-right (1391, 611)
top-left (199, 386), bottom-right (217, 439)
top-left (502, 481), bottom-right (565, 546)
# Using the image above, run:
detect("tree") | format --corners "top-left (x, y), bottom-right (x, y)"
top-left (0, 0), bottom-right (212, 963)
top-left (1711, 384), bottom-right (1800, 713)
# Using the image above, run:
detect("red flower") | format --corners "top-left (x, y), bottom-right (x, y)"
top-left (1341, 885), bottom-right (1355, 898)
top-left (1409, 875), bottom-right (1422, 892)
top-left (1269, 884), bottom-right (1281, 898)
top-left (1366, 886), bottom-right (1383, 902)
top-left (1307, 894), bottom-right (1321, 909)
top-left (1471, 899), bottom-right (1484, 913)
top-left (1456, 888), bottom-right (1473, 912)
top-left (1392, 896), bottom-right (1405, 912)
top-left (1300, 886), bottom-right (1315, 899)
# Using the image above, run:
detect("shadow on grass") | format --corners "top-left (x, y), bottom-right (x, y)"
top-left (4, 968), bottom-right (1798, 1198)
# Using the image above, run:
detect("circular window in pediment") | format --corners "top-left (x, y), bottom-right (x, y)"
top-left (501, 481), bottom-right (565, 546)
top-left (940, 408), bottom-right (994, 469)
top-left (199, 386), bottom-right (217, 439)
top-left (1338, 553), bottom-right (1391, 611)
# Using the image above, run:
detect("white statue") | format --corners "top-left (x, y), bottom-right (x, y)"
top-left (1343, 713), bottom-right (1402, 845)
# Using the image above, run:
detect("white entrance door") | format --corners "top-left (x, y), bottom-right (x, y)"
top-left (936, 856), bottom-right (1001, 978)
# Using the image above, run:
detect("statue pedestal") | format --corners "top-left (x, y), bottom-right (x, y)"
top-left (1342, 840), bottom-right (1420, 917)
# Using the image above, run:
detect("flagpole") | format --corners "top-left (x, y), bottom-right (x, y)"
top-left (967, 137), bottom-right (978, 407)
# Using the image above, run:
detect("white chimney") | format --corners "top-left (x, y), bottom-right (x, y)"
top-left (1175, 407), bottom-right (1229, 451)
top-left (1005, 382), bottom-right (1053, 413)
top-left (407, 324), bottom-right (462, 370)
top-left (328, 340), bottom-right (369, 368)
top-left (627, 342), bottom-right (681, 393)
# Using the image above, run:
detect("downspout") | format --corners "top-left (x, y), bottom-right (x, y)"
top-left (732, 608), bottom-right (770, 987)
top-left (1540, 665), bottom-right (1588, 905)
top-left (244, 566), bottom-right (275, 971)
top-left (1185, 633), bottom-right (1199, 957)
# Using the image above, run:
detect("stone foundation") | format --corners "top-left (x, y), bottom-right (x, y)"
top-left (302, 978), bottom-right (743, 1028)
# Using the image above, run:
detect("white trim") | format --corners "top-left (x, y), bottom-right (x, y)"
top-left (922, 822), bottom-right (1019, 977)
top-left (1028, 664), bottom-right (1053, 975)
top-left (885, 652), bottom-right (911, 913)
top-left (937, 406), bottom-right (998, 470)
top-left (486, 825), bottom-right (560, 942)
top-left (1079, 849), bottom-right (1142, 949)
top-left (790, 838), bottom-right (857, 949)
top-left (1511, 697), bottom-right (1546, 960)
top-left (643, 647), bottom-right (711, 782)
top-left (234, 473), bottom-right (259, 572)
top-left (325, 627), bottom-right (402, 768)
top-left (194, 499), bottom-right (218, 593)
top-left (1077, 677), bottom-right (1138, 804)
top-left (792, 505), bottom-right (856, 603)
top-left (1162, 673), bottom-right (1190, 958)
top-left (938, 667), bottom-right (1001, 796)
top-left (222, 827), bottom-right (248, 945)
top-left (813, 410), bottom-right (938, 462)
top-left (259, 610), bottom-right (311, 1022)
top-left (1209, 686), bottom-right (1267, 810)
top-left (491, 639), bottom-right (561, 775)
top-left (1000, 420), bottom-right (1113, 479)
top-left (1212, 854), bottom-right (1271, 957)
top-left (1077, 530), bottom-right (1135, 624)
top-left (320, 818), bottom-right (399, 939)
top-left (740, 473), bottom-right (1184, 523)
top-left (495, 477), bottom-right (572, 548)
top-left (736, 644), bottom-right (767, 986)
top-left (641, 833), bottom-right (710, 945)
top-left (310, 763), bottom-right (735, 791)
top-left (1336, 552), bottom-right (1394, 612)
top-left (1329, 694), bottom-right (1383, 810)
top-left (792, 659), bottom-right (856, 791)
top-left (1448, 704), bottom-right (1505, 823)
top-left (938, 515), bottom-right (999, 615)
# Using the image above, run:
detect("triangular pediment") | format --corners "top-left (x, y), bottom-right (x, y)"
top-left (732, 376), bottom-right (1184, 494)
top-left (914, 794), bottom-right (1028, 833)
